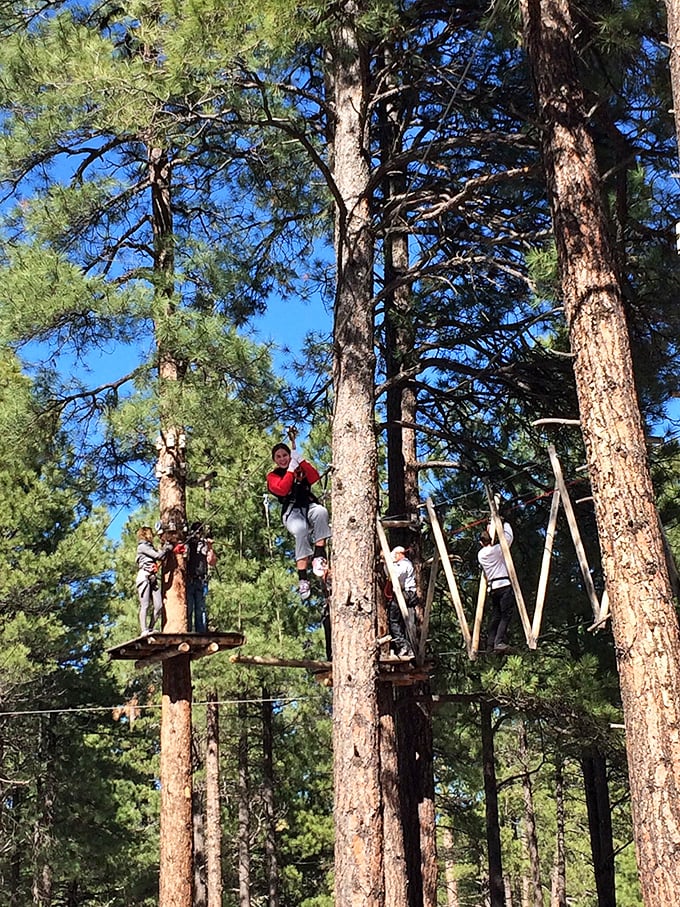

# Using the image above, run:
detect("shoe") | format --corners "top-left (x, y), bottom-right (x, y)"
top-left (299, 579), bottom-right (311, 600)
top-left (312, 556), bottom-right (328, 577)
top-left (394, 643), bottom-right (415, 658)
top-left (493, 642), bottom-right (510, 654)
top-left (141, 628), bottom-right (151, 637)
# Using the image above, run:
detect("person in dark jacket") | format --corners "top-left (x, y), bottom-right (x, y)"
top-left (267, 443), bottom-right (331, 600)
top-left (186, 522), bottom-right (217, 633)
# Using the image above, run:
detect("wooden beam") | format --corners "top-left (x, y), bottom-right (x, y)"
top-left (191, 642), bottom-right (220, 661)
top-left (134, 641), bottom-right (191, 670)
top-left (417, 545), bottom-right (439, 665)
top-left (425, 497), bottom-right (472, 654)
top-left (547, 445), bottom-right (601, 622)
top-left (376, 517), bottom-right (418, 647)
top-left (230, 653), bottom-right (332, 671)
top-left (532, 487), bottom-right (561, 640)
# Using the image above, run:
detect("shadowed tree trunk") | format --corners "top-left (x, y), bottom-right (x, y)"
top-left (581, 751), bottom-right (616, 907)
top-left (520, 2), bottom-right (680, 902)
top-left (329, 1), bottom-right (383, 903)
top-left (380, 73), bottom-right (437, 901)
top-left (379, 685), bottom-right (409, 906)
top-left (480, 701), bottom-right (505, 907)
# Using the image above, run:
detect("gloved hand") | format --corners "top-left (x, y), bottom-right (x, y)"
top-left (288, 450), bottom-right (301, 471)
top-left (173, 543), bottom-right (187, 555)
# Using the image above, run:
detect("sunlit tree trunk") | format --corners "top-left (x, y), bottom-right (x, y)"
top-left (520, 3), bottom-right (680, 902)
top-left (238, 699), bottom-right (251, 907)
top-left (206, 692), bottom-right (222, 907)
top-left (329, 1), bottom-right (383, 904)
top-left (262, 689), bottom-right (280, 907)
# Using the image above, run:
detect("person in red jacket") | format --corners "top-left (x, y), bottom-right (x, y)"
top-left (267, 442), bottom-right (331, 600)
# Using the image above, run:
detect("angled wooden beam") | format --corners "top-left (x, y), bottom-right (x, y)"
top-left (417, 545), bottom-right (440, 665)
top-left (486, 487), bottom-right (536, 649)
top-left (547, 445), bottom-right (601, 622)
top-left (376, 517), bottom-right (418, 647)
top-left (425, 497), bottom-right (472, 655)
top-left (531, 487), bottom-right (561, 640)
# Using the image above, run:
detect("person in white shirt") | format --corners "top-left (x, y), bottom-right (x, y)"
top-left (386, 546), bottom-right (418, 658)
top-left (477, 521), bottom-right (515, 653)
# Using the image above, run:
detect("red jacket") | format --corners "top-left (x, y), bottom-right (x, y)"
top-left (267, 461), bottom-right (320, 508)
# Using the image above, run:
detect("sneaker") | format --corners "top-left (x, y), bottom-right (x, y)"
top-left (312, 556), bottom-right (328, 577)
top-left (394, 643), bottom-right (415, 658)
top-left (299, 579), bottom-right (311, 600)
top-left (493, 642), bottom-right (510, 654)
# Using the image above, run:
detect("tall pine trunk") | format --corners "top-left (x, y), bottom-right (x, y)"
top-left (480, 701), bottom-right (505, 907)
top-left (205, 692), bottom-right (222, 907)
top-left (379, 684), bottom-right (409, 906)
top-left (517, 723), bottom-right (542, 907)
top-left (329, 1), bottom-right (383, 903)
top-left (261, 689), bottom-right (280, 907)
top-left (380, 46), bottom-right (437, 905)
top-left (550, 758), bottom-right (566, 907)
top-left (581, 752), bottom-right (616, 907)
top-left (238, 698), bottom-right (251, 907)
top-left (520, 3), bottom-right (680, 902)
top-left (149, 141), bottom-right (193, 907)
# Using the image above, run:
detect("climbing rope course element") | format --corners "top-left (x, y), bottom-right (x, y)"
top-left (423, 444), bottom-right (608, 660)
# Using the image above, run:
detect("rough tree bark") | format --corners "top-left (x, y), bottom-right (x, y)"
top-left (149, 141), bottom-right (193, 907)
top-left (329, 1), bottom-right (383, 902)
top-left (664, 0), bottom-right (680, 158)
top-left (520, 2), bottom-right (680, 903)
top-left (380, 46), bottom-right (437, 907)
top-left (379, 685), bottom-right (409, 907)
top-left (238, 698), bottom-right (251, 907)
top-left (205, 692), bottom-right (222, 907)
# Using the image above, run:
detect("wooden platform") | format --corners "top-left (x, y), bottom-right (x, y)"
top-left (107, 632), bottom-right (245, 668)
top-left (312, 657), bottom-right (432, 688)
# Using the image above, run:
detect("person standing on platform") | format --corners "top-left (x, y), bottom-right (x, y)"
top-left (135, 527), bottom-right (173, 636)
top-left (186, 522), bottom-right (217, 633)
top-left (267, 442), bottom-right (331, 601)
top-left (478, 521), bottom-right (516, 653)
top-left (385, 546), bottom-right (417, 658)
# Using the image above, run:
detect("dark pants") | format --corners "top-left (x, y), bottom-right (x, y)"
top-left (487, 585), bottom-right (515, 648)
top-left (389, 592), bottom-right (417, 655)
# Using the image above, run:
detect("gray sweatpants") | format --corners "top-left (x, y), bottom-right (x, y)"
top-left (282, 503), bottom-right (331, 561)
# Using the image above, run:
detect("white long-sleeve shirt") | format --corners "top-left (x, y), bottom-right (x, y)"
top-left (477, 522), bottom-right (514, 590)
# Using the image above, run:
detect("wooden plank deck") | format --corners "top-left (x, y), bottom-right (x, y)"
top-left (107, 631), bottom-right (245, 666)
